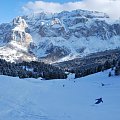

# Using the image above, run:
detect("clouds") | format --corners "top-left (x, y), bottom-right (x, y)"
top-left (22, 0), bottom-right (120, 19)
top-left (22, 1), bottom-right (84, 14)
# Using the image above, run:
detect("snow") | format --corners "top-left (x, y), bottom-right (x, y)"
top-left (0, 70), bottom-right (120, 120)
top-left (0, 40), bottom-right (37, 62)
top-left (13, 26), bottom-right (24, 32)
top-left (12, 17), bottom-right (28, 32)
top-left (22, 66), bottom-right (34, 72)
top-left (55, 54), bottom-right (78, 63)
top-left (31, 33), bottom-right (120, 63)
top-left (68, 35), bottom-right (120, 57)
top-left (0, 46), bottom-right (18, 62)
top-left (10, 41), bottom-right (28, 52)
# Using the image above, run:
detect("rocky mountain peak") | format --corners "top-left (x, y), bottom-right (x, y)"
top-left (11, 16), bottom-right (32, 46)
top-left (12, 16), bottom-right (28, 31)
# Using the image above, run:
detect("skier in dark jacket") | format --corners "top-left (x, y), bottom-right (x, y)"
top-left (95, 98), bottom-right (103, 104)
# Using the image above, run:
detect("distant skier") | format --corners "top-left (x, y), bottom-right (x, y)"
top-left (101, 83), bottom-right (105, 86)
top-left (95, 98), bottom-right (103, 104)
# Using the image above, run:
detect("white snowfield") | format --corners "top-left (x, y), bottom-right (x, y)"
top-left (0, 70), bottom-right (120, 120)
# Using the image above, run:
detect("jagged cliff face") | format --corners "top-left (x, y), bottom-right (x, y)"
top-left (0, 17), bottom-right (36, 62)
top-left (0, 9), bottom-right (120, 63)
top-left (12, 17), bottom-right (32, 46)
top-left (0, 16), bottom-right (32, 47)
top-left (25, 10), bottom-right (120, 40)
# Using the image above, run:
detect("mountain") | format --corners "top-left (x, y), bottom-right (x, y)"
top-left (0, 9), bottom-right (120, 63)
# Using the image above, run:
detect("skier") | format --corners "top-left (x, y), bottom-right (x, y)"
top-left (101, 83), bottom-right (105, 86)
top-left (95, 98), bottom-right (103, 104)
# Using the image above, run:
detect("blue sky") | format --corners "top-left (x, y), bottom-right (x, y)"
top-left (0, 0), bottom-right (26, 23)
top-left (0, 0), bottom-right (119, 23)
top-left (0, 0), bottom-right (79, 23)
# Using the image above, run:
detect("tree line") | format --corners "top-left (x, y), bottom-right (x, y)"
top-left (0, 59), bottom-right (67, 80)
top-left (68, 59), bottom-right (117, 78)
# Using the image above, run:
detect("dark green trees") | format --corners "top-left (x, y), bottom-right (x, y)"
top-left (0, 59), bottom-right (67, 80)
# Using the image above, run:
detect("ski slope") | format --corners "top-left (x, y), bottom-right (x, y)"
top-left (0, 70), bottom-right (120, 120)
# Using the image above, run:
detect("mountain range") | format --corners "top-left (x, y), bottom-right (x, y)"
top-left (0, 9), bottom-right (120, 63)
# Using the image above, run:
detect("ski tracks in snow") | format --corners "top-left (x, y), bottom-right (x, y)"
top-left (0, 96), bottom-right (52, 120)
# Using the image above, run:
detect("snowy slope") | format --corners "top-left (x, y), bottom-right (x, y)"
top-left (0, 41), bottom-right (36, 62)
top-left (0, 70), bottom-right (120, 120)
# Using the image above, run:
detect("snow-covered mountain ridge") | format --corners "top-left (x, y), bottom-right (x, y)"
top-left (0, 9), bottom-right (120, 63)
